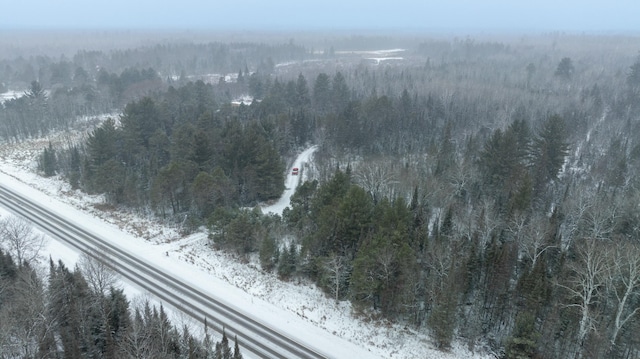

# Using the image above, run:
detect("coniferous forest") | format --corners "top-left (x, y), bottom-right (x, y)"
top-left (3, 33), bottom-right (640, 358)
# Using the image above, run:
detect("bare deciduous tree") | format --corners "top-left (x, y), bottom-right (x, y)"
top-left (607, 242), bottom-right (640, 347)
top-left (581, 199), bottom-right (617, 241)
top-left (558, 239), bottom-right (611, 358)
top-left (510, 213), bottom-right (556, 270)
top-left (322, 253), bottom-right (350, 302)
top-left (559, 189), bottom-right (592, 251)
top-left (78, 249), bottom-right (119, 296)
top-left (476, 198), bottom-right (501, 250)
top-left (0, 216), bottom-right (45, 266)
top-left (354, 160), bottom-right (398, 203)
top-left (0, 267), bottom-right (50, 359)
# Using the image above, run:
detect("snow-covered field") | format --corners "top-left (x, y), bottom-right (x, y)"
top-left (334, 49), bottom-right (406, 56)
top-left (0, 125), bottom-right (492, 359)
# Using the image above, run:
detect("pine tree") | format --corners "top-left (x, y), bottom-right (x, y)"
top-left (39, 142), bottom-right (57, 177)
top-left (107, 287), bottom-right (131, 356)
top-left (86, 118), bottom-right (120, 170)
top-left (233, 335), bottom-right (243, 359)
top-left (203, 318), bottom-right (214, 358)
top-left (427, 242), bottom-right (463, 350)
top-left (304, 169), bottom-right (351, 258)
top-left (504, 311), bottom-right (540, 359)
top-left (278, 242), bottom-right (298, 280)
top-left (68, 145), bottom-right (82, 189)
top-left (334, 185), bottom-right (373, 258)
top-left (294, 73), bottom-right (310, 107)
top-left (120, 96), bottom-right (161, 149)
top-left (313, 73), bottom-right (331, 111)
top-left (530, 114), bottom-right (570, 195)
top-left (259, 234), bottom-right (279, 272)
top-left (220, 328), bottom-right (232, 359)
top-left (331, 72), bottom-right (350, 112)
top-left (478, 118), bottom-right (531, 210)
top-left (555, 57), bottom-right (575, 80)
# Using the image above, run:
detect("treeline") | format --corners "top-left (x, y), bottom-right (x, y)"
top-left (0, 67), bottom-right (162, 141)
top-left (0, 247), bottom-right (242, 359)
top-left (0, 40), bottom-right (310, 141)
top-left (48, 81), bottom-right (285, 229)
top-left (0, 41), bottom-right (307, 89)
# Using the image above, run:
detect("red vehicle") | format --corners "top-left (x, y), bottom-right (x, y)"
top-left (292, 167), bottom-right (299, 175)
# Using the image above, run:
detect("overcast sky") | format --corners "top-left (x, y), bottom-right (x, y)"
top-left (2, 1), bottom-right (639, 32)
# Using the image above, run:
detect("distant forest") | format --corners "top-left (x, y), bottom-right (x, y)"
top-left (2, 34), bottom-right (640, 358)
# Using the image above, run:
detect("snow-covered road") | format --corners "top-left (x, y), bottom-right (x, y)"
top-left (0, 182), bottom-right (328, 359)
top-left (261, 145), bottom-right (318, 216)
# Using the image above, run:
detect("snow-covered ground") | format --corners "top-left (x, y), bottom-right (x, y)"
top-left (335, 49), bottom-right (406, 56)
top-left (0, 89), bottom-right (25, 104)
top-left (366, 57), bottom-right (404, 64)
top-left (0, 128), bottom-right (491, 359)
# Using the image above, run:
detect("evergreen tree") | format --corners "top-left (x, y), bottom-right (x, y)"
top-left (627, 56), bottom-right (640, 89)
top-left (219, 328), bottom-right (232, 359)
top-left (233, 335), bottom-right (243, 359)
top-left (120, 96), bottom-right (161, 149)
top-left (304, 169), bottom-right (351, 258)
top-left (313, 73), bottom-right (331, 111)
top-left (428, 291), bottom-right (457, 349)
top-left (191, 172), bottom-right (217, 217)
top-left (350, 198), bottom-right (415, 318)
top-left (530, 114), bottom-right (570, 195)
top-left (334, 185), bottom-right (373, 258)
top-left (94, 159), bottom-right (126, 204)
top-left (107, 287), bottom-right (131, 356)
top-left (278, 242), bottom-right (298, 280)
top-left (86, 118), bottom-right (120, 169)
top-left (67, 145), bottom-right (82, 189)
top-left (555, 57), bottom-right (575, 80)
top-left (25, 80), bottom-right (46, 100)
top-left (48, 260), bottom-right (92, 359)
top-left (478, 118), bottom-right (531, 210)
top-left (259, 234), bottom-right (279, 272)
top-left (294, 73), bottom-right (310, 108)
top-left (331, 72), bottom-right (350, 112)
top-left (39, 142), bottom-right (57, 177)
top-left (504, 311), bottom-right (540, 359)
top-left (192, 129), bottom-right (213, 172)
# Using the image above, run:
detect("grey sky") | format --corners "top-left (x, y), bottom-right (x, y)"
top-left (2, 1), bottom-right (639, 32)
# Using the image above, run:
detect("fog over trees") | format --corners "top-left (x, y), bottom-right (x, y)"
top-left (2, 31), bottom-right (640, 358)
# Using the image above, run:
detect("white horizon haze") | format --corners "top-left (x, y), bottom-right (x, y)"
top-left (2, 1), bottom-right (640, 33)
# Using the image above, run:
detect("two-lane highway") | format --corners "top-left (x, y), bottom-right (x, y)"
top-left (0, 182), bottom-right (328, 359)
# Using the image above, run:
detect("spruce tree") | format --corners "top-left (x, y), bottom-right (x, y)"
top-left (233, 335), bottom-right (243, 359)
